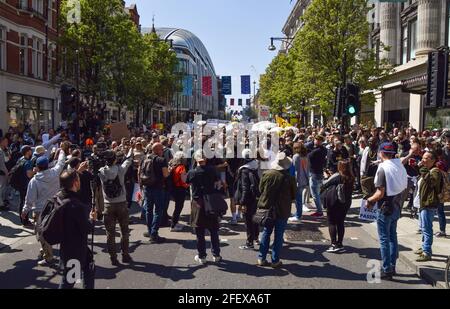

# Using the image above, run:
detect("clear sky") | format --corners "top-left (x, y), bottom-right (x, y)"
top-left (126, 0), bottom-right (295, 111)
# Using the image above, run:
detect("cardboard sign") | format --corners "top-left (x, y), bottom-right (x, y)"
top-left (110, 122), bottom-right (129, 141)
top-left (359, 199), bottom-right (379, 222)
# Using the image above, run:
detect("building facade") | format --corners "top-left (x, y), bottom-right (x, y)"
top-left (368, 0), bottom-right (450, 130)
top-left (0, 0), bottom-right (60, 135)
top-left (281, 0), bottom-right (311, 52)
top-left (141, 27), bottom-right (219, 123)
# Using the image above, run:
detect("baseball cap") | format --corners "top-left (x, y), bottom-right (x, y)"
top-left (379, 142), bottom-right (396, 154)
top-left (34, 145), bottom-right (46, 156)
top-left (36, 156), bottom-right (49, 168)
top-left (21, 145), bottom-right (32, 155)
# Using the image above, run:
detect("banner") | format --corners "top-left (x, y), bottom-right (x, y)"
top-left (222, 76), bottom-right (232, 95)
top-left (276, 116), bottom-right (290, 128)
top-left (259, 105), bottom-right (270, 121)
top-left (230, 98), bottom-right (235, 106)
top-left (182, 75), bottom-right (193, 96)
top-left (241, 75), bottom-right (251, 95)
top-left (238, 99), bottom-right (243, 106)
top-left (202, 76), bottom-right (212, 96)
top-left (359, 200), bottom-right (379, 222)
top-left (110, 122), bottom-right (129, 141)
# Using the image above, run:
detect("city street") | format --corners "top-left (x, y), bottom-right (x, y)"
top-left (0, 197), bottom-right (433, 289)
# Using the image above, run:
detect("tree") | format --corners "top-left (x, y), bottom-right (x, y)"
top-left (260, 0), bottom-right (392, 119)
top-left (242, 105), bottom-right (258, 121)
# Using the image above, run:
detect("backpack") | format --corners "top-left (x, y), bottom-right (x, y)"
top-left (103, 174), bottom-right (123, 199)
top-left (36, 193), bottom-right (70, 246)
top-left (9, 158), bottom-right (26, 191)
top-left (433, 168), bottom-right (450, 204)
top-left (139, 154), bottom-right (157, 187)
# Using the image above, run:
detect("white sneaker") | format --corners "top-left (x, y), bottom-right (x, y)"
top-left (37, 259), bottom-right (55, 267)
top-left (288, 216), bottom-right (301, 223)
top-left (212, 256), bottom-right (222, 263)
top-left (194, 255), bottom-right (206, 265)
top-left (171, 224), bottom-right (184, 232)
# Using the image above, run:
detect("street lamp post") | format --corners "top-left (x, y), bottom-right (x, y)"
top-left (74, 49), bottom-right (80, 145)
top-left (268, 37), bottom-right (295, 51)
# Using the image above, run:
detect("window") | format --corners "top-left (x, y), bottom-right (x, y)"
top-left (32, 38), bottom-right (43, 79)
top-left (18, 0), bottom-right (28, 10)
top-left (401, 19), bottom-right (417, 64)
top-left (19, 35), bottom-right (28, 75)
top-left (0, 26), bottom-right (6, 71)
top-left (48, 0), bottom-right (53, 27)
top-left (402, 25), bottom-right (408, 64)
top-left (32, 0), bottom-right (44, 14)
top-left (409, 19), bottom-right (417, 61)
top-left (7, 93), bottom-right (54, 132)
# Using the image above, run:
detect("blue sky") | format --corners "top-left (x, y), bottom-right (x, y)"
top-left (126, 0), bottom-right (294, 111)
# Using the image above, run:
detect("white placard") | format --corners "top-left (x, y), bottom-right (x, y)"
top-left (359, 199), bottom-right (378, 222)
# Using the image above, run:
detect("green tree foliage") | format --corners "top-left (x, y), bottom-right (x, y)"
top-left (259, 0), bottom-right (392, 118)
top-left (59, 0), bottom-right (180, 112)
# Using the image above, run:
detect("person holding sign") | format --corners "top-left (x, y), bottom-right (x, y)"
top-left (366, 142), bottom-right (408, 281)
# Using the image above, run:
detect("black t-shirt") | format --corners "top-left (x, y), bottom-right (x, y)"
top-left (152, 156), bottom-right (168, 189)
top-left (186, 165), bottom-right (218, 200)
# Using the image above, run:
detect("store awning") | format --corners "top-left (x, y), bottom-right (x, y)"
top-left (401, 74), bottom-right (428, 95)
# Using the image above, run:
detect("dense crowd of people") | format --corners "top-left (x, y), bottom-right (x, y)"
top-left (0, 122), bottom-right (449, 288)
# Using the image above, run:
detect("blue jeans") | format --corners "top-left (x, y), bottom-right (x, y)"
top-left (195, 227), bottom-right (220, 259)
top-left (420, 208), bottom-right (436, 256)
top-left (294, 185), bottom-right (307, 219)
top-left (258, 219), bottom-right (287, 263)
top-left (310, 174), bottom-right (323, 213)
top-left (437, 203), bottom-right (446, 233)
top-left (377, 206), bottom-right (400, 273)
top-left (143, 187), bottom-right (166, 237)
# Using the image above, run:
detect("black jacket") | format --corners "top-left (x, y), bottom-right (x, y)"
top-left (60, 190), bottom-right (94, 267)
top-left (308, 145), bottom-right (328, 175)
top-left (235, 167), bottom-right (259, 206)
top-left (327, 147), bottom-right (349, 174)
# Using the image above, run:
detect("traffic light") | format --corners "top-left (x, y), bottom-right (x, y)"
top-left (427, 49), bottom-right (448, 108)
top-left (60, 84), bottom-right (76, 120)
top-left (344, 83), bottom-right (360, 118)
top-left (334, 86), bottom-right (345, 118)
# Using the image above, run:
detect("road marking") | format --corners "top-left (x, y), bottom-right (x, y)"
top-left (305, 240), bottom-right (313, 243)
top-left (321, 240), bottom-right (327, 243)
top-left (351, 237), bottom-right (359, 240)
top-left (220, 239), bottom-right (228, 243)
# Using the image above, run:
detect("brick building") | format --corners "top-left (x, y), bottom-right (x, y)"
top-left (0, 0), bottom-right (60, 134)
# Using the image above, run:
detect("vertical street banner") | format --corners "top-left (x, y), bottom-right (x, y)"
top-left (230, 98), bottom-right (235, 106)
top-left (222, 76), bottom-right (232, 95)
top-left (238, 99), bottom-right (243, 106)
top-left (241, 75), bottom-right (251, 95)
top-left (202, 76), bottom-right (212, 96)
top-left (246, 99), bottom-right (251, 106)
top-left (182, 75), bottom-right (193, 96)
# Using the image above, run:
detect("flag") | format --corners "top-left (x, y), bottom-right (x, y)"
top-left (238, 99), bottom-right (243, 106)
top-left (230, 98), bottom-right (235, 106)
top-left (276, 116), bottom-right (290, 128)
top-left (182, 75), bottom-right (193, 96)
top-left (241, 75), bottom-right (251, 95)
top-left (202, 76), bottom-right (212, 96)
top-left (246, 99), bottom-right (251, 106)
top-left (222, 76), bottom-right (232, 95)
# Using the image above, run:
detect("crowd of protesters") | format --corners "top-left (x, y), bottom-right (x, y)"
top-left (0, 121), bottom-right (449, 288)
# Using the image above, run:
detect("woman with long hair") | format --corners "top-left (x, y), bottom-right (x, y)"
top-left (321, 160), bottom-right (355, 253)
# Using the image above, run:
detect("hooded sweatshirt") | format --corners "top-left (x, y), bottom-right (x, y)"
top-left (98, 150), bottom-right (133, 204)
top-left (23, 151), bottom-right (66, 214)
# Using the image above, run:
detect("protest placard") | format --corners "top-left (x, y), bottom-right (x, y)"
top-left (359, 200), bottom-right (378, 222)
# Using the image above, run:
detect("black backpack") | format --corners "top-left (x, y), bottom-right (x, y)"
top-left (9, 158), bottom-right (26, 191)
top-left (103, 174), bottom-right (123, 199)
top-left (139, 154), bottom-right (157, 187)
top-left (36, 193), bottom-right (70, 246)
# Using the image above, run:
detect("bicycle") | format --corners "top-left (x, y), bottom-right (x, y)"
top-left (446, 255), bottom-right (450, 289)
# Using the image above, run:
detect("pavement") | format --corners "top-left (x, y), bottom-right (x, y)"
top-left (0, 193), bottom-right (442, 289)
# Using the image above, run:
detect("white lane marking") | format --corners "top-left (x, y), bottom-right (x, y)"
top-left (351, 237), bottom-right (359, 240)
top-left (305, 240), bottom-right (313, 243)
